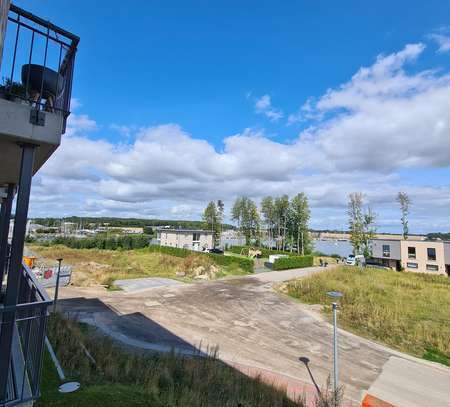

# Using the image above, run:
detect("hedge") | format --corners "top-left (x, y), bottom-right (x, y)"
top-left (147, 245), bottom-right (254, 274)
top-left (228, 245), bottom-right (305, 258)
top-left (273, 255), bottom-right (314, 270)
top-left (41, 235), bottom-right (150, 250)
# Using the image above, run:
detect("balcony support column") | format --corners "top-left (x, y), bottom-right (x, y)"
top-left (0, 143), bottom-right (36, 402)
top-left (0, 183), bottom-right (15, 292)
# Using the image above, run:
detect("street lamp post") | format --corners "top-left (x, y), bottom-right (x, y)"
top-left (327, 290), bottom-right (343, 407)
top-left (53, 258), bottom-right (63, 313)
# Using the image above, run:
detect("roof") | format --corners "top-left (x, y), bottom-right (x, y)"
top-left (159, 229), bottom-right (214, 234)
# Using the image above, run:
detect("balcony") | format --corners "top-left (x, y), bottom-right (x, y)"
top-left (0, 3), bottom-right (78, 406)
top-left (0, 262), bottom-right (52, 406)
top-left (0, 3), bottom-right (79, 185)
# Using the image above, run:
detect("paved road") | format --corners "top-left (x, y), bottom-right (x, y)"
top-left (57, 266), bottom-right (393, 403)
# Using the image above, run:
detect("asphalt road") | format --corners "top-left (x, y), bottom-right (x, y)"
top-left (57, 266), bottom-right (395, 403)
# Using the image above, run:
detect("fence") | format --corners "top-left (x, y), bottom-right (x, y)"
top-left (0, 263), bottom-right (52, 405)
top-left (1, 4), bottom-right (79, 130)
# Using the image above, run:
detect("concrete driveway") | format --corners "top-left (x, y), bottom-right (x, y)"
top-left (55, 266), bottom-right (446, 404)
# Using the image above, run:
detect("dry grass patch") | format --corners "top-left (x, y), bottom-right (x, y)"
top-left (285, 266), bottom-right (450, 365)
top-left (29, 245), bottom-right (185, 286)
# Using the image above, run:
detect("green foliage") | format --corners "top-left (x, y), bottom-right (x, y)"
top-left (40, 313), bottom-right (303, 407)
top-left (285, 266), bottom-right (450, 364)
top-left (228, 245), bottom-right (307, 258)
top-left (231, 197), bottom-right (260, 245)
top-left (41, 235), bottom-right (150, 250)
top-left (203, 201), bottom-right (221, 245)
top-left (272, 255), bottom-right (314, 270)
top-left (31, 216), bottom-right (234, 230)
top-left (147, 245), bottom-right (254, 273)
top-left (348, 193), bottom-right (376, 257)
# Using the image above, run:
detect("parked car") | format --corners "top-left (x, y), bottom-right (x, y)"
top-left (346, 254), bottom-right (365, 266)
top-left (208, 248), bottom-right (224, 254)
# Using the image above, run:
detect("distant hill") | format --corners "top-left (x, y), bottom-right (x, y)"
top-left (427, 232), bottom-right (450, 241)
top-left (31, 216), bottom-right (235, 231)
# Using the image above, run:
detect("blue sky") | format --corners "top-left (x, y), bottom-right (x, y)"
top-left (10, 1), bottom-right (450, 232)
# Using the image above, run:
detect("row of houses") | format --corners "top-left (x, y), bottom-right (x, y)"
top-left (370, 239), bottom-right (450, 276)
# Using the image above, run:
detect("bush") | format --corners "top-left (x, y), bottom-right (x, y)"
top-left (228, 245), bottom-right (308, 258)
top-left (147, 245), bottom-right (254, 273)
top-left (43, 235), bottom-right (150, 250)
top-left (273, 255), bottom-right (314, 270)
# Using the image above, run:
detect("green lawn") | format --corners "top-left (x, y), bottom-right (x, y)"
top-left (284, 266), bottom-right (450, 365)
top-left (37, 314), bottom-right (304, 407)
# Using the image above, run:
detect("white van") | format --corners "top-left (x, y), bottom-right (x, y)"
top-left (346, 254), bottom-right (365, 266)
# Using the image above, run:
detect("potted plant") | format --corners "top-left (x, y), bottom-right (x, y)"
top-left (0, 78), bottom-right (27, 102)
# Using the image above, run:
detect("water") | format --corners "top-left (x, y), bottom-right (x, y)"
top-left (313, 240), bottom-right (353, 257)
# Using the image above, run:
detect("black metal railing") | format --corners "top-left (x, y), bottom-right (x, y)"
top-left (0, 3), bottom-right (79, 132)
top-left (0, 263), bottom-right (52, 406)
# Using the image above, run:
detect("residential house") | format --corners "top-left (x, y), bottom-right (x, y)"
top-left (370, 238), bottom-right (450, 276)
top-left (158, 229), bottom-right (214, 251)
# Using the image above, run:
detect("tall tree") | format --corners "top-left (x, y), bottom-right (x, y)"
top-left (202, 201), bottom-right (220, 246)
top-left (231, 197), bottom-right (260, 245)
top-left (217, 199), bottom-right (225, 242)
top-left (362, 206), bottom-right (376, 257)
top-left (348, 193), bottom-right (364, 255)
top-left (261, 196), bottom-right (275, 248)
top-left (397, 192), bottom-right (411, 240)
top-left (348, 193), bottom-right (376, 257)
top-left (274, 195), bottom-right (289, 250)
top-left (290, 193), bottom-right (311, 255)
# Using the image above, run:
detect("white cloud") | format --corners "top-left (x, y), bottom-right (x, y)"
top-left (254, 94), bottom-right (284, 121)
top-left (29, 43), bottom-right (450, 232)
top-left (428, 30), bottom-right (450, 53)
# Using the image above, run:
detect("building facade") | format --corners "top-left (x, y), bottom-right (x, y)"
top-left (370, 239), bottom-right (450, 276)
top-left (159, 229), bottom-right (214, 251)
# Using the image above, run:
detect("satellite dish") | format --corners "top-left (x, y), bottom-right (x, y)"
top-left (58, 382), bottom-right (80, 393)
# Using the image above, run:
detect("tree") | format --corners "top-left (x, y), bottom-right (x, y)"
top-left (217, 199), bottom-right (225, 241)
top-left (348, 193), bottom-right (376, 257)
top-left (397, 192), bottom-right (411, 240)
top-left (202, 201), bottom-right (220, 247)
top-left (289, 193), bottom-right (311, 255)
top-left (274, 195), bottom-right (290, 250)
top-left (231, 197), bottom-right (260, 245)
top-left (261, 196), bottom-right (275, 248)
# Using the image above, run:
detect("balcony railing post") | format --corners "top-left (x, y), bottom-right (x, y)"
top-left (0, 143), bottom-right (36, 402)
top-left (0, 183), bottom-right (15, 292)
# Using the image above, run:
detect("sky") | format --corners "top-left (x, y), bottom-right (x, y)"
top-left (9, 0), bottom-right (450, 233)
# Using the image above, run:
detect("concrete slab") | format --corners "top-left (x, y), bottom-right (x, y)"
top-left (115, 277), bottom-right (184, 293)
top-left (363, 356), bottom-right (450, 407)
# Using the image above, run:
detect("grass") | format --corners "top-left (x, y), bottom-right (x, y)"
top-left (29, 245), bottom-right (250, 287)
top-left (284, 266), bottom-right (450, 365)
top-left (38, 313), bottom-right (305, 407)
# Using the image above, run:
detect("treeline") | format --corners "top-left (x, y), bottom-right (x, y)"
top-left (202, 194), bottom-right (312, 254)
top-left (32, 216), bottom-right (234, 230)
top-left (38, 235), bottom-right (150, 250)
top-left (427, 233), bottom-right (450, 241)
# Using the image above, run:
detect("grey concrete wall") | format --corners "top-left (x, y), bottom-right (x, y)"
top-left (444, 243), bottom-right (450, 265)
top-left (371, 239), bottom-right (401, 260)
top-left (0, 0), bottom-right (10, 71)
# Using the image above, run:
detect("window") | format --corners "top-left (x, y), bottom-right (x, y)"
top-left (407, 262), bottom-right (418, 269)
top-left (426, 264), bottom-right (439, 271)
top-left (382, 245), bottom-right (390, 257)
top-left (408, 247), bottom-right (416, 259)
top-left (193, 233), bottom-right (200, 242)
top-left (427, 248), bottom-right (436, 261)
